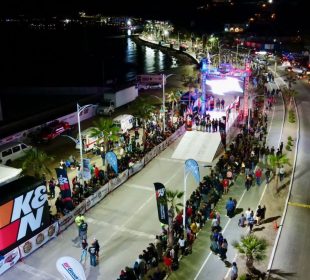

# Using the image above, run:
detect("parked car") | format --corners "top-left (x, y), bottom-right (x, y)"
top-left (29, 120), bottom-right (72, 143)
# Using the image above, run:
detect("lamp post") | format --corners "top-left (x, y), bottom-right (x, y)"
top-left (162, 74), bottom-right (175, 133)
top-left (77, 103), bottom-right (94, 185)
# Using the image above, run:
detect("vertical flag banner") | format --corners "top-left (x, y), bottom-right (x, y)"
top-left (82, 158), bottom-right (91, 180)
top-left (56, 256), bottom-right (86, 280)
top-left (153, 182), bottom-right (169, 225)
top-left (55, 168), bottom-right (72, 201)
top-left (106, 151), bottom-right (118, 174)
top-left (185, 159), bottom-right (200, 184)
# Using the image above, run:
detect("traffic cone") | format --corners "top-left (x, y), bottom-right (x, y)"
top-left (273, 221), bottom-right (279, 231)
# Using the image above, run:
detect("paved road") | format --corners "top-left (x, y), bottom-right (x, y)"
top-left (4, 128), bottom-right (214, 280)
top-left (269, 77), bottom-right (310, 279)
top-left (172, 81), bottom-right (285, 280)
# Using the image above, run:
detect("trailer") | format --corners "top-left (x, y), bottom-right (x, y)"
top-left (97, 85), bottom-right (138, 116)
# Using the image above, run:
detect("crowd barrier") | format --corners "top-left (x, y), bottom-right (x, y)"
top-left (0, 125), bottom-right (186, 276)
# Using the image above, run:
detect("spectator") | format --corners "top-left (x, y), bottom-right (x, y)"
top-left (231, 262), bottom-right (238, 280)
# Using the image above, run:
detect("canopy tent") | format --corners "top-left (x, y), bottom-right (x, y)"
top-left (0, 164), bottom-right (22, 186)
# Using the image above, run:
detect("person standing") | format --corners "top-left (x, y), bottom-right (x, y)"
top-left (93, 238), bottom-right (100, 263)
top-left (219, 238), bottom-right (228, 260)
top-left (88, 243), bottom-right (97, 267)
top-left (255, 167), bottom-right (263, 186)
top-left (231, 262), bottom-right (238, 280)
top-left (279, 165), bottom-right (285, 181)
top-left (79, 220), bottom-right (88, 244)
top-left (49, 178), bottom-right (56, 199)
top-left (80, 239), bottom-right (88, 264)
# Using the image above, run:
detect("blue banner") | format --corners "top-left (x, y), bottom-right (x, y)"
top-left (82, 158), bottom-right (91, 180)
top-left (185, 159), bottom-right (200, 184)
top-left (106, 151), bottom-right (118, 174)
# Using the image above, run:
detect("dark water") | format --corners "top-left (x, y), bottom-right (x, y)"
top-left (0, 25), bottom-right (181, 128)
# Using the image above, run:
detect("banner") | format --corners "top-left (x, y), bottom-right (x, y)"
top-left (82, 158), bottom-right (91, 180)
top-left (185, 159), bottom-right (200, 184)
top-left (128, 159), bottom-right (145, 177)
top-left (18, 222), bottom-right (59, 258)
top-left (106, 151), bottom-right (118, 174)
top-left (0, 247), bottom-right (20, 276)
top-left (56, 256), bottom-right (86, 280)
top-left (58, 201), bottom-right (86, 233)
top-left (55, 168), bottom-right (72, 203)
top-left (108, 170), bottom-right (128, 192)
top-left (85, 183), bottom-right (109, 211)
top-left (153, 182), bottom-right (169, 225)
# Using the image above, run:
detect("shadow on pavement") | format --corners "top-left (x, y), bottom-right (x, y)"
top-left (235, 207), bottom-right (244, 215)
top-left (252, 226), bottom-right (265, 232)
top-left (261, 216), bottom-right (281, 225)
top-left (267, 268), bottom-right (297, 279)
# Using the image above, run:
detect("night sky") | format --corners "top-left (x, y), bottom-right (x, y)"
top-left (0, 0), bottom-right (308, 34)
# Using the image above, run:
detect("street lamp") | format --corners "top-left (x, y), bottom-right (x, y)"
top-left (77, 103), bottom-right (94, 185)
top-left (162, 73), bottom-right (175, 133)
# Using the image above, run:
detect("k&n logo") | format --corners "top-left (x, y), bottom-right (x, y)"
top-left (0, 185), bottom-right (48, 251)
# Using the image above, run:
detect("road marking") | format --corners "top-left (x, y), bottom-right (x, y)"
top-left (87, 217), bottom-right (155, 239)
top-left (288, 201), bottom-right (310, 209)
top-left (194, 189), bottom-right (247, 280)
top-left (123, 182), bottom-right (153, 191)
top-left (99, 166), bottom-right (183, 247)
top-left (15, 262), bottom-right (60, 279)
top-left (156, 156), bottom-right (185, 163)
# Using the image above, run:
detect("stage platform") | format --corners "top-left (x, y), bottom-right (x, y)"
top-left (171, 131), bottom-right (221, 164)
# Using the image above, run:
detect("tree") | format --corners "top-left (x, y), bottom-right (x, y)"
top-left (90, 118), bottom-right (119, 151)
top-left (282, 87), bottom-right (298, 110)
top-left (167, 90), bottom-right (182, 120)
top-left (165, 189), bottom-right (184, 248)
top-left (22, 148), bottom-right (55, 178)
top-left (232, 235), bottom-right (268, 274)
top-left (268, 153), bottom-right (291, 192)
top-left (132, 97), bottom-right (155, 136)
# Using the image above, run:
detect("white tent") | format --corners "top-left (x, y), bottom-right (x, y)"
top-left (0, 164), bottom-right (22, 186)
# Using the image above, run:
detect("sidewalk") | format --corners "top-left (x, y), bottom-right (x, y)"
top-left (168, 82), bottom-right (286, 280)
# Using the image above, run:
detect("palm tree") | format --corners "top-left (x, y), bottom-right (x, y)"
top-left (132, 97), bottom-right (155, 135)
top-left (165, 189), bottom-right (184, 248)
top-left (167, 90), bottom-right (182, 120)
top-left (22, 149), bottom-right (55, 178)
top-left (90, 118), bottom-right (120, 151)
top-left (268, 154), bottom-right (291, 192)
top-left (232, 235), bottom-right (268, 274)
top-left (282, 87), bottom-right (298, 110)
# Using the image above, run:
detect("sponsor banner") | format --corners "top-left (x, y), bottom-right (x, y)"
top-left (56, 256), bottom-right (86, 280)
top-left (55, 168), bottom-right (72, 202)
top-left (128, 159), bottom-right (145, 177)
top-left (0, 247), bottom-right (20, 276)
top-left (18, 222), bottom-right (59, 259)
top-left (108, 170), bottom-right (128, 192)
top-left (144, 147), bottom-right (158, 165)
top-left (82, 159), bottom-right (91, 180)
top-left (0, 181), bottom-right (50, 255)
top-left (153, 182), bottom-right (169, 225)
top-left (106, 151), bottom-right (118, 174)
top-left (85, 183), bottom-right (109, 211)
top-left (185, 159), bottom-right (200, 184)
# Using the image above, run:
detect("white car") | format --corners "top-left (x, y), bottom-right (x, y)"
top-left (148, 84), bottom-right (162, 89)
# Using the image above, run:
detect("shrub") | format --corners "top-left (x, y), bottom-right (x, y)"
top-left (288, 136), bottom-right (293, 141)
top-left (288, 110), bottom-right (296, 123)
top-left (286, 144), bottom-right (291, 151)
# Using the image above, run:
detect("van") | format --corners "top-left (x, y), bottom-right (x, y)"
top-left (75, 127), bottom-right (104, 152)
top-left (0, 142), bottom-right (32, 165)
top-left (113, 114), bottom-right (134, 133)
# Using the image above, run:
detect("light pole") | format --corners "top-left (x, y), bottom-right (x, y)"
top-left (77, 103), bottom-right (94, 185)
top-left (162, 73), bottom-right (175, 133)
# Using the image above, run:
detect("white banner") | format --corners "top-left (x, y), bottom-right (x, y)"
top-left (18, 222), bottom-right (59, 258)
top-left (128, 159), bottom-right (145, 177)
top-left (85, 183), bottom-right (109, 211)
top-left (58, 201), bottom-right (86, 233)
top-left (0, 247), bottom-right (20, 276)
top-left (56, 256), bottom-right (86, 280)
top-left (108, 170), bottom-right (129, 192)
